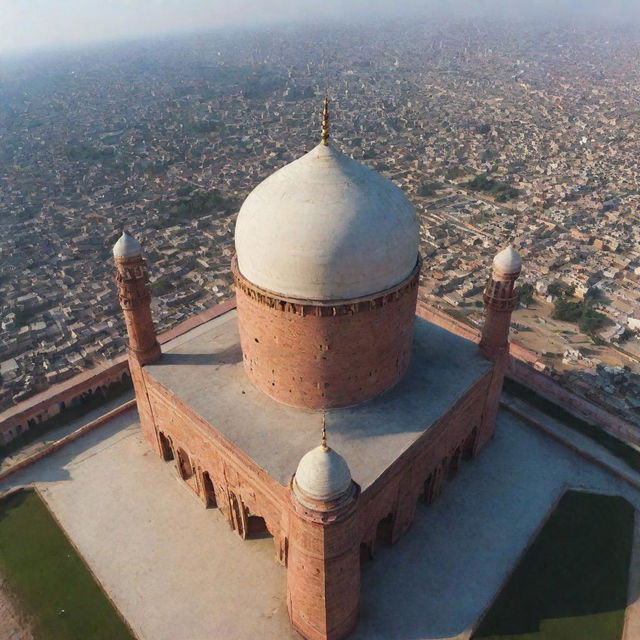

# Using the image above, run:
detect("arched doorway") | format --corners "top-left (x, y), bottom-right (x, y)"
top-left (202, 471), bottom-right (217, 508)
top-left (463, 427), bottom-right (478, 460)
top-left (176, 448), bottom-right (193, 480)
top-left (375, 513), bottom-right (395, 547)
top-left (448, 446), bottom-right (462, 479)
top-left (247, 514), bottom-right (270, 538)
top-left (158, 432), bottom-right (174, 461)
top-left (424, 471), bottom-right (435, 504)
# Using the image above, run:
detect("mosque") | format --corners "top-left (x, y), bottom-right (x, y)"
top-left (113, 99), bottom-right (522, 640)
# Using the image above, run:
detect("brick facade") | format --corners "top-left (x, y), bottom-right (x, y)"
top-left (114, 253), bottom-right (161, 366)
top-left (479, 260), bottom-right (521, 363)
top-left (233, 256), bottom-right (421, 409)
top-left (124, 319), bottom-right (500, 640)
top-left (117, 247), bottom-right (512, 640)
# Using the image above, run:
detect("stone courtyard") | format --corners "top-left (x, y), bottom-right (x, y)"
top-left (1, 406), bottom-right (639, 640)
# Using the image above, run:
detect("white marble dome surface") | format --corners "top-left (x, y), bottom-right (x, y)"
top-left (113, 231), bottom-right (142, 258)
top-left (294, 445), bottom-right (352, 502)
top-left (234, 143), bottom-right (420, 300)
top-left (493, 244), bottom-right (522, 274)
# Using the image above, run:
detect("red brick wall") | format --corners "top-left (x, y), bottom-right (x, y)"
top-left (0, 358), bottom-right (130, 443)
top-left (136, 306), bottom-right (502, 640)
top-left (141, 372), bottom-right (290, 545)
top-left (357, 370), bottom-right (493, 548)
top-left (288, 499), bottom-right (360, 640)
top-left (235, 268), bottom-right (419, 409)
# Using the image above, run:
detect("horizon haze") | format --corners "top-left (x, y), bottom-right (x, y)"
top-left (2, 0), bottom-right (640, 58)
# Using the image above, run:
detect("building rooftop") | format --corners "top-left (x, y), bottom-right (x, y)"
top-left (145, 310), bottom-right (493, 489)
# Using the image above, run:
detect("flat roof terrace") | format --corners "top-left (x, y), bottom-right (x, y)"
top-left (145, 310), bottom-right (493, 489)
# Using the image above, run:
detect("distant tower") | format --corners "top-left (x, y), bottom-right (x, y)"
top-left (287, 418), bottom-right (360, 640)
top-left (112, 232), bottom-right (161, 366)
top-left (476, 245), bottom-right (522, 452)
top-left (479, 244), bottom-right (522, 362)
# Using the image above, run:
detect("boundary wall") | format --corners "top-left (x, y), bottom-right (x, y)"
top-left (417, 300), bottom-right (640, 448)
top-left (2, 295), bottom-right (636, 450)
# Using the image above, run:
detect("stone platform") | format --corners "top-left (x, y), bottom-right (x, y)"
top-left (145, 310), bottom-right (493, 489)
top-left (2, 407), bottom-right (639, 640)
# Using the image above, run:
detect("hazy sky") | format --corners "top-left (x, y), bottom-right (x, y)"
top-left (2, 0), bottom-right (639, 57)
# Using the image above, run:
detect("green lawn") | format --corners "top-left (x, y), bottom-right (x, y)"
top-left (472, 490), bottom-right (634, 640)
top-left (0, 489), bottom-right (135, 640)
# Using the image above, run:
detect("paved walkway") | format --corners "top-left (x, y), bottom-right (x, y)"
top-left (0, 391), bottom-right (134, 473)
top-left (502, 391), bottom-right (640, 490)
top-left (1, 408), bottom-right (639, 640)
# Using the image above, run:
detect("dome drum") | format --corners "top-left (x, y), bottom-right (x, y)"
top-left (233, 258), bottom-right (420, 409)
top-left (291, 478), bottom-right (359, 517)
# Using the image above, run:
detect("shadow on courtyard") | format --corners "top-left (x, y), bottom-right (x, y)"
top-left (0, 408), bottom-right (138, 490)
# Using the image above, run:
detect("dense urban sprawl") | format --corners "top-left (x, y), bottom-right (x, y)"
top-left (1, 19), bottom-right (640, 422)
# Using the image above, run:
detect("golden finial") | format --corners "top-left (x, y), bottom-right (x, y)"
top-left (320, 412), bottom-right (329, 451)
top-left (321, 96), bottom-right (330, 146)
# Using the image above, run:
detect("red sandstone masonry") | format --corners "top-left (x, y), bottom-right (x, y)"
top-left (0, 357), bottom-right (129, 441)
top-left (234, 262), bottom-right (420, 409)
top-left (136, 315), bottom-right (495, 640)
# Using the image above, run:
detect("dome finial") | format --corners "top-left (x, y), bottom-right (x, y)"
top-left (321, 96), bottom-right (329, 146)
top-left (320, 412), bottom-right (328, 451)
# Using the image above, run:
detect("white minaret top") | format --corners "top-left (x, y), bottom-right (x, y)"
top-left (493, 244), bottom-right (522, 275)
top-left (234, 142), bottom-right (419, 300)
top-left (113, 231), bottom-right (142, 259)
top-left (293, 418), bottom-right (352, 504)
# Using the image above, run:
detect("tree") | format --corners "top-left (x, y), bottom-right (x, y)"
top-left (579, 304), bottom-right (606, 335)
top-left (552, 298), bottom-right (583, 322)
top-left (516, 283), bottom-right (535, 307)
top-left (547, 281), bottom-right (574, 298)
top-left (417, 181), bottom-right (443, 197)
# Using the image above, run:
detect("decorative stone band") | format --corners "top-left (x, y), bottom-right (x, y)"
top-left (114, 255), bottom-right (150, 279)
top-left (116, 287), bottom-right (152, 310)
top-left (483, 290), bottom-right (518, 312)
top-left (232, 254), bottom-right (422, 317)
top-left (483, 277), bottom-right (518, 312)
top-left (290, 477), bottom-right (360, 522)
top-left (491, 267), bottom-right (521, 283)
top-left (114, 258), bottom-right (153, 310)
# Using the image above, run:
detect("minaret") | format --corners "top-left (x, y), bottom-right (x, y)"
top-left (479, 244), bottom-right (522, 361)
top-left (287, 416), bottom-right (360, 640)
top-left (113, 231), bottom-right (161, 365)
top-left (475, 245), bottom-right (522, 454)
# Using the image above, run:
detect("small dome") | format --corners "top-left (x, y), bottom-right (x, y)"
top-left (294, 444), bottom-right (352, 503)
top-left (235, 143), bottom-right (419, 300)
top-left (493, 244), bottom-right (522, 274)
top-left (113, 232), bottom-right (142, 259)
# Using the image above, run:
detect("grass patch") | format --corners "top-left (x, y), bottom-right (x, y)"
top-left (504, 377), bottom-right (640, 474)
top-left (472, 490), bottom-right (634, 640)
top-left (0, 489), bottom-right (134, 640)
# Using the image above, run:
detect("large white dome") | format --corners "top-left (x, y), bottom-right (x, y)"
top-left (234, 143), bottom-right (420, 300)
